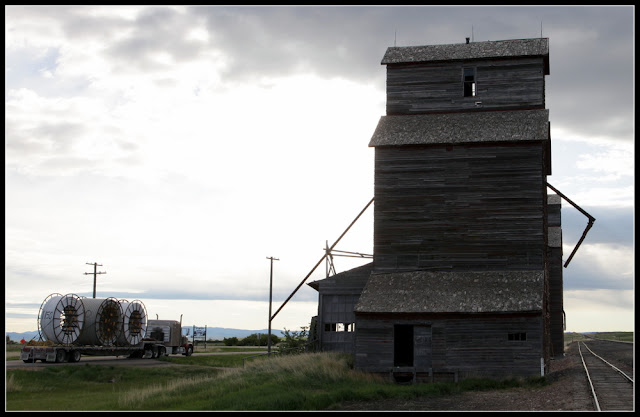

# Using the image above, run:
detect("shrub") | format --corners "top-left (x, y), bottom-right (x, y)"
top-left (238, 333), bottom-right (279, 346)
top-left (223, 337), bottom-right (239, 346)
top-left (277, 327), bottom-right (309, 355)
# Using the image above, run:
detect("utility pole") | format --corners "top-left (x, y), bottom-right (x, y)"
top-left (266, 256), bottom-right (279, 357)
top-left (84, 262), bottom-right (106, 298)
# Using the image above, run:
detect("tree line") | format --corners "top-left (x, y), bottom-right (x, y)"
top-left (222, 328), bottom-right (311, 354)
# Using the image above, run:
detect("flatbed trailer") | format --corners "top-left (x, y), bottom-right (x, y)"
top-left (20, 319), bottom-right (194, 363)
top-left (20, 340), bottom-right (193, 363)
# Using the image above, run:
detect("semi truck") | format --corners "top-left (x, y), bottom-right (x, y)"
top-left (20, 294), bottom-right (194, 363)
top-left (21, 319), bottom-right (194, 363)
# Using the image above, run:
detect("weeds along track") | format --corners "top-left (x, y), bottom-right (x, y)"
top-left (578, 340), bottom-right (634, 411)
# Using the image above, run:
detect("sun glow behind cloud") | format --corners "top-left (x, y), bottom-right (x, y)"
top-left (5, 49), bottom-right (381, 330)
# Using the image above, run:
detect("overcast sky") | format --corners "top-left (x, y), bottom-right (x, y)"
top-left (5, 5), bottom-right (634, 334)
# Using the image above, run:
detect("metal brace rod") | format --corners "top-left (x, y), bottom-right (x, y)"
top-left (330, 249), bottom-right (373, 258)
top-left (330, 253), bottom-right (374, 259)
top-left (270, 197), bottom-right (374, 321)
top-left (546, 183), bottom-right (596, 268)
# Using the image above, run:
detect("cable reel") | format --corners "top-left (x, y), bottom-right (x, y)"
top-left (39, 293), bottom-right (86, 345)
top-left (119, 299), bottom-right (148, 346)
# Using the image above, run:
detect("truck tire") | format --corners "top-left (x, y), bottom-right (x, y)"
top-left (157, 346), bottom-right (166, 357)
top-left (69, 350), bottom-right (81, 362)
top-left (55, 349), bottom-right (68, 363)
top-left (144, 347), bottom-right (153, 359)
top-left (185, 345), bottom-right (193, 356)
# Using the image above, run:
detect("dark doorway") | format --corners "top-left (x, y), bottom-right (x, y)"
top-left (394, 324), bottom-right (414, 367)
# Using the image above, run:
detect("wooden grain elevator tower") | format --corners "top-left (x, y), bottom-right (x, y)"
top-left (310, 37), bottom-right (566, 382)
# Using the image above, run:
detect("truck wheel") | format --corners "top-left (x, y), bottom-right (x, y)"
top-left (144, 347), bottom-right (153, 359)
top-left (185, 345), bottom-right (193, 356)
top-left (55, 349), bottom-right (68, 363)
top-left (157, 346), bottom-right (166, 357)
top-left (69, 350), bottom-right (81, 362)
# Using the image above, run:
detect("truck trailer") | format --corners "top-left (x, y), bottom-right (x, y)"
top-left (20, 293), bottom-right (194, 363)
top-left (21, 319), bottom-right (194, 363)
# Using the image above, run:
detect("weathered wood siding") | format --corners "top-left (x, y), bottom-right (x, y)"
top-left (547, 196), bottom-right (564, 357)
top-left (355, 313), bottom-right (544, 379)
top-left (319, 294), bottom-right (359, 353)
top-left (310, 264), bottom-right (371, 353)
top-left (350, 39), bottom-right (553, 381)
top-left (373, 142), bottom-right (547, 273)
top-left (386, 57), bottom-right (546, 115)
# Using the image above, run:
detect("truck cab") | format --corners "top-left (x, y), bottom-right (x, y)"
top-left (145, 319), bottom-right (193, 356)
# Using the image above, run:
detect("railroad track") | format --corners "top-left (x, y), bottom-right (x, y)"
top-left (578, 340), bottom-right (634, 411)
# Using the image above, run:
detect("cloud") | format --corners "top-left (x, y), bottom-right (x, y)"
top-left (7, 6), bottom-right (634, 148)
top-left (102, 7), bottom-right (210, 73)
top-left (559, 204), bottom-right (633, 292)
top-left (4, 5), bottom-right (633, 333)
top-left (191, 6), bottom-right (384, 84)
top-left (549, 132), bottom-right (633, 210)
top-left (575, 148), bottom-right (634, 180)
top-left (561, 205), bottom-right (633, 245)
top-left (563, 289), bottom-right (634, 332)
top-left (563, 244), bottom-right (633, 291)
top-left (565, 289), bottom-right (634, 313)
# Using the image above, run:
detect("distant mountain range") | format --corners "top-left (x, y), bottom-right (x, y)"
top-left (6, 327), bottom-right (285, 343)
top-left (182, 327), bottom-right (286, 340)
top-left (6, 331), bottom-right (40, 343)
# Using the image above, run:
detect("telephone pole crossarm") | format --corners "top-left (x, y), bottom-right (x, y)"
top-left (84, 262), bottom-right (106, 298)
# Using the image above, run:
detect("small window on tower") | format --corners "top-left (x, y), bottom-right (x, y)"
top-left (324, 323), bottom-right (337, 332)
top-left (463, 67), bottom-right (476, 97)
top-left (508, 332), bottom-right (527, 341)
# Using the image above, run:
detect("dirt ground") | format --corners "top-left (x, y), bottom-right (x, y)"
top-left (336, 342), bottom-right (596, 411)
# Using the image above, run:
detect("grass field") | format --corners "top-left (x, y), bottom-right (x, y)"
top-left (591, 332), bottom-right (633, 342)
top-left (4, 344), bottom-right (268, 361)
top-left (6, 352), bottom-right (547, 411)
top-left (6, 333), bottom-right (632, 411)
top-left (158, 351), bottom-right (270, 368)
top-left (563, 331), bottom-right (633, 345)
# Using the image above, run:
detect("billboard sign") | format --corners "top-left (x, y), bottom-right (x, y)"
top-left (193, 326), bottom-right (206, 340)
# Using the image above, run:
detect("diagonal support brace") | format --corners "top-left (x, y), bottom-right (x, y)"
top-left (546, 183), bottom-right (596, 268)
top-left (270, 197), bottom-right (374, 321)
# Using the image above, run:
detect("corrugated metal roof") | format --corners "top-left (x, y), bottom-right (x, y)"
top-left (369, 109), bottom-right (549, 147)
top-left (382, 38), bottom-right (549, 66)
top-left (354, 270), bottom-right (544, 314)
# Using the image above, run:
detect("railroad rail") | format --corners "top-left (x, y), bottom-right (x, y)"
top-left (578, 340), bottom-right (634, 411)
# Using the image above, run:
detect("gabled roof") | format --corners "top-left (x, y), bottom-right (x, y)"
top-left (369, 109), bottom-right (549, 147)
top-left (307, 262), bottom-right (373, 293)
top-left (354, 270), bottom-right (544, 314)
top-left (382, 38), bottom-right (549, 74)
